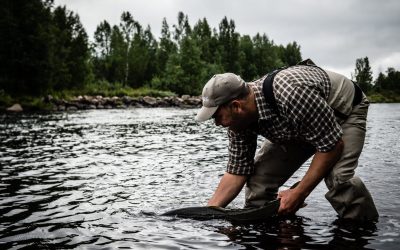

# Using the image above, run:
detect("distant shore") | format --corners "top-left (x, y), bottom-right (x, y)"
top-left (3, 95), bottom-right (202, 112)
top-left (2, 93), bottom-right (400, 113)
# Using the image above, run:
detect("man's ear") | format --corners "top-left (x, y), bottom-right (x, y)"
top-left (230, 100), bottom-right (242, 113)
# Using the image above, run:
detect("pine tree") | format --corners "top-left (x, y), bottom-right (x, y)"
top-left (353, 57), bottom-right (373, 93)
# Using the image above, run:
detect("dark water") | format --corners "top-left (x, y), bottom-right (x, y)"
top-left (0, 104), bottom-right (399, 249)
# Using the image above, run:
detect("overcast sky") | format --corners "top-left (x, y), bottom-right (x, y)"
top-left (54, 0), bottom-right (400, 79)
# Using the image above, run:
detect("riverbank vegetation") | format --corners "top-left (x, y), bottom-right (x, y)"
top-left (0, 0), bottom-right (399, 110)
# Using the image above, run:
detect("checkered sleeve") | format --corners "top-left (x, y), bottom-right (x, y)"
top-left (226, 129), bottom-right (258, 175)
top-left (284, 85), bottom-right (343, 152)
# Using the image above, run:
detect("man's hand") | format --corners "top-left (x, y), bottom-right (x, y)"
top-left (207, 172), bottom-right (248, 207)
top-left (277, 188), bottom-right (306, 215)
top-left (277, 139), bottom-right (344, 216)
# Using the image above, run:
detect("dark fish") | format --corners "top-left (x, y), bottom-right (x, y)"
top-left (161, 199), bottom-right (281, 222)
top-left (161, 181), bottom-right (301, 222)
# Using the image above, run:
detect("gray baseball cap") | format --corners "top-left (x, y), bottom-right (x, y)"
top-left (195, 73), bottom-right (248, 122)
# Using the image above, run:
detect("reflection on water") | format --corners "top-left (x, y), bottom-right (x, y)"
top-left (0, 105), bottom-right (399, 249)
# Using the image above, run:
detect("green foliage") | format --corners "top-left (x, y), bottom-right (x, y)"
top-left (279, 42), bottom-right (302, 66)
top-left (0, 0), bottom-right (54, 96)
top-left (1, 3), bottom-right (305, 99)
top-left (373, 68), bottom-right (400, 93)
top-left (0, 89), bottom-right (13, 108)
top-left (51, 6), bottom-right (90, 90)
top-left (349, 60), bottom-right (400, 102)
top-left (353, 57), bottom-right (373, 93)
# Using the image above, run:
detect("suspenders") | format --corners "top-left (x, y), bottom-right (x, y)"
top-left (262, 60), bottom-right (363, 119)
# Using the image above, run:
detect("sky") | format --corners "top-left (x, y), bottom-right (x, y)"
top-left (54, 0), bottom-right (400, 79)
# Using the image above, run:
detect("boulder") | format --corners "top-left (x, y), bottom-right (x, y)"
top-left (181, 95), bottom-right (190, 101)
top-left (6, 104), bottom-right (23, 112)
top-left (143, 96), bottom-right (157, 106)
top-left (66, 106), bottom-right (78, 111)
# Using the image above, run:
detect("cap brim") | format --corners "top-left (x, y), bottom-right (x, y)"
top-left (195, 106), bottom-right (219, 122)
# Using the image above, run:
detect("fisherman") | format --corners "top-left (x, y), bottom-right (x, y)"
top-left (195, 59), bottom-right (379, 221)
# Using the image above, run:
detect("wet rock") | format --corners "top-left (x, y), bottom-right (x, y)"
top-left (143, 96), bottom-right (157, 106)
top-left (7, 104), bottom-right (23, 112)
top-left (66, 106), bottom-right (78, 111)
top-left (181, 95), bottom-right (190, 101)
top-left (46, 94), bottom-right (201, 111)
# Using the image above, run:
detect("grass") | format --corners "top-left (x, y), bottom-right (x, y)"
top-left (49, 81), bottom-right (176, 101)
top-left (1, 81), bottom-right (177, 111)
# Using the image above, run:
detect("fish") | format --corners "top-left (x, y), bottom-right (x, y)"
top-left (161, 199), bottom-right (280, 222)
top-left (161, 182), bottom-right (301, 222)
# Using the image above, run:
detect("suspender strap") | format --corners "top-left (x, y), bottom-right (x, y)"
top-left (352, 81), bottom-right (363, 106)
top-left (334, 81), bottom-right (363, 119)
top-left (262, 66), bottom-right (364, 120)
top-left (262, 67), bottom-right (287, 117)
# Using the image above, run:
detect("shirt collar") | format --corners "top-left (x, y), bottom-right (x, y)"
top-left (249, 81), bottom-right (277, 121)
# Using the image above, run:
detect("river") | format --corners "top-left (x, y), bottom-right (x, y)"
top-left (0, 104), bottom-right (399, 249)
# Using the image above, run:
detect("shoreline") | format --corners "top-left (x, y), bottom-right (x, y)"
top-left (3, 95), bottom-right (202, 112)
top-left (2, 94), bottom-right (400, 113)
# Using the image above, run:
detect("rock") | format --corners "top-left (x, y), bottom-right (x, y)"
top-left (122, 96), bottom-right (133, 105)
top-left (66, 106), bottom-right (78, 111)
top-left (43, 95), bottom-right (53, 103)
top-left (6, 104), bottom-right (23, 112)
top-left (58, 105), bottom-right (66, 111)
top-left (91, 98), bottom-right (99, 105)
top-left (181, 95), bottom-right (190, 101)
top-left (143, 96), bottom-right (157, 106)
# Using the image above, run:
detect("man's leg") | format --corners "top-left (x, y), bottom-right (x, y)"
top-left (324, 95), bottom-right (379, 221)
top-left (245, 140), bottom-right (315, 208)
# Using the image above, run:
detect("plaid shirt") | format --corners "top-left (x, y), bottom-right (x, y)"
top-left (227, 65), bottom-right (343, 175)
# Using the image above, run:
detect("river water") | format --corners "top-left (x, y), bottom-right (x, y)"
top-left (0, 104), bottom-right (399, 249)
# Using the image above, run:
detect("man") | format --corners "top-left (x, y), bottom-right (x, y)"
top-left (195, 60), bottom-right (379, 221)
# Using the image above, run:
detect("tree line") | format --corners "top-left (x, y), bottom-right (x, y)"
top-left (0, 0), bottom-right (398, 99)
top-left (0, 0), bottom-right (300, 97)
top-left (353, 57), bottom-right (400, 96)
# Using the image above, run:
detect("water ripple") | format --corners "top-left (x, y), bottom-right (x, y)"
top-left (0, 106), bottom-right (399, 249)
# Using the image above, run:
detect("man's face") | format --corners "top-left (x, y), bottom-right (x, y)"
top-left (212, 102), bottom-right (253, 132)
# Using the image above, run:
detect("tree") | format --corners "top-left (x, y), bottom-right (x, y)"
top-left (157, 18), bottom-right (177, 75)
top-left (51, 6), bottom-right (90, 90)
top-left (119, 11), bottom-right (138, 86)
top-left (374, 67), bottom-right (400, 93)
top-left (127, 24), bottom-right (157, 88)
top-left (93, 20), bottom-right (112, 81)
top-left (279, 41), bottom-right (302, 66)
top-left (238, 35), bottom-right (257, 80)
top-left (252, 33), bottom-right (282, 77)
top-left (173, 12), bottom-right (191, 43)
top-left (109, 25), bottom-right (125, 83)
top-left (0, 0), bottom-right (54, 96)
top-left (353, 57), bottom-right (373, 93)
top-left (218, 17), bottom-right (241, 73)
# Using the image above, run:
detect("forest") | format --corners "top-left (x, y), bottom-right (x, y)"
top-left (0, 0), bottom-right (399, 109)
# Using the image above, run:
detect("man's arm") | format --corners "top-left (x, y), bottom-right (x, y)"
top-left (207, 172), bottom-right (248, 207)
top-left (278, 138), bottom-right (344, 215)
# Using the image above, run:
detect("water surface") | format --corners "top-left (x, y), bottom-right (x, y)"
top-left (0, 104), bottom-right (399, 249)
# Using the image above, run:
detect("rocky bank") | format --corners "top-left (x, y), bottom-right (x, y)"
top-left (46, 95), bottom-right (202, 111)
